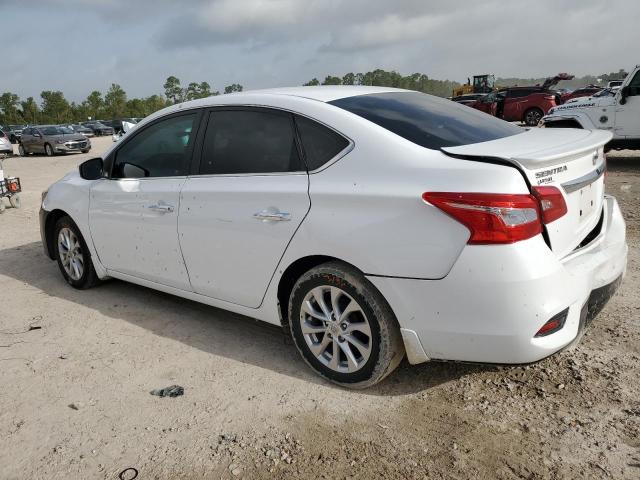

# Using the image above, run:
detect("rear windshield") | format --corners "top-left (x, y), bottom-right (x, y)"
top-left (329, 91), bottom-right (522, 150)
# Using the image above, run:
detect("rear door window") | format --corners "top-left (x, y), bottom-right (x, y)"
top-left (199, 109), bottom-right (304, 174)
top-left (295, 116), bottom-right (350, 170)
top-left (329, 91), bottom-right (522, 150)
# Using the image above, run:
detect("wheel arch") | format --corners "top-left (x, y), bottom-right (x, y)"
top-left (276, 255), bottom-right (363, 328)
top-left (44, 209), bottom-right (71, 259)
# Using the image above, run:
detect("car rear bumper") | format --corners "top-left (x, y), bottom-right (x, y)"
top-left (368, 195), bottom-right (627, 365)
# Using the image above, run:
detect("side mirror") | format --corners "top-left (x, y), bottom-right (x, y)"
top-left (79, 157), bottom-right (104, 180)
top-left (619, 86), bottom-right (630, 105)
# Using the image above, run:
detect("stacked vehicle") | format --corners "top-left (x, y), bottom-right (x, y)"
top-left (541, 65), bottom-right (640, 151)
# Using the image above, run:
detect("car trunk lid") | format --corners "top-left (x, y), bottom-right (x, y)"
top-left (442, 128), bottom-right (612, 258)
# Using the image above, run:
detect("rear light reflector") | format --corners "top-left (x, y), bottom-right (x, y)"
top-left (532, 186), bottom-right (567, 224)
top-left (422, 192), bottom-right (541, 244)
top-left (534, 308), bottom-right (569, 337)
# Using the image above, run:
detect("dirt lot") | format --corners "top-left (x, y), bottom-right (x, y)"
top-left (0, 136), bottom-right (639, 479)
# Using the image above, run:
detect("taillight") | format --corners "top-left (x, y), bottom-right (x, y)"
top-left (531, 186), bottom-right (567, 224)
top-left (422, 192), bottom-right (541, 244)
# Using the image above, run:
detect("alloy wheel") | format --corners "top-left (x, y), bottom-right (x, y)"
top-left (299, 286), bottom-right (373, 373)
top-left (57, 227), bottom-right (84, 281)
top-left (526, 109), bottom-right (542, 126)
top-left (45, 144), bottom-right (54, 156)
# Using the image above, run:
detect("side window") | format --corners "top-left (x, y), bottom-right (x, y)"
top-left (112, 113), bottom-right (196, 178)
top-left (295, 116), bottom-right (350, 170)
top-left (200, 109), bottom-right (303, 175)
top-left (628, 71), bottom-right (640, 96)
top-left (509, 89), bottom-right (532, 98)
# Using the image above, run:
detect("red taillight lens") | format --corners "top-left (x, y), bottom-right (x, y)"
top-left (531, 186), bottom-right (567, 224)
top-left (422, 192), bottom-right (542, 244)
top-left (534, 308), bottom-right (568, 337)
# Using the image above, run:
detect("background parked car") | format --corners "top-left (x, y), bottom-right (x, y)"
top-left (19, 125), bottom-right (91, 156)
top-left (608, 79), bottom-right (624, 89)
top-left (471, 73), bottom-right (574, 126)
top-left (68, 124), bottom-right (95, 137)
top-left (8, 125), bottom-right (23, 143)
top-left (0, 131), bottom-right (12, 155)
top-left (560, 85), bottom-right (603, 102)
top-left (81, 121), bottom-right (114, 136)
top-left (101, 118), bottom-right (139, 134)
top-left (1, 125), bottom-right (21, 144)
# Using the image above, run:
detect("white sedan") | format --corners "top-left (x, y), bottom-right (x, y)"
top-left (40, 87), bottom-right (627, 388)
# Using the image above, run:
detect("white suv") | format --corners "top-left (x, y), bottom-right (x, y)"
top-left (40, 87), bottom-right (627, 388)
top-left (542, 65), bottom-right (640, 150)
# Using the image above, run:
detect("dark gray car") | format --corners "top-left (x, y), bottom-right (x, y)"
top-left (19, 125), bottom-right (91, 156)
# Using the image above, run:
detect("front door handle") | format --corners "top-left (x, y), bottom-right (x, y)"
top-left (253, 210), bottom-right (291, 222)
top-left (148, 203), bottom-right (175, 213)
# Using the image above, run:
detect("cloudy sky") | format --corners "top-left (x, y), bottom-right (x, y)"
top-left (2, 0), bottom-right (637, 102)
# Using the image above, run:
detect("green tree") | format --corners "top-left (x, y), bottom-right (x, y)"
top-left (321, 76), bottom-right (342, 85)
top-left (0, 92), bottom-right (22, 124)
top-left (342, 73), bottom-right (355, 85)
top-left (20, 97), bottom-right (39, 124)
top-left (303, 78), bottom-right (320, 86)
top-left (223, 83), bottom-right (243, 94)
top-left (163, 76), bottom-right (183, 103)
top-left (144, 95), bottom-right (167, 115)
top-left (40, 91), bottom-right (71, 123)
top-left (86, 90), bottom-right (104, 120)
top-left (104, 83), bottom-right (127, 118)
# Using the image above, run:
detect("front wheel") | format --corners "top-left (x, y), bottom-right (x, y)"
top-left (53, 216), bottom-right (99, 289)
top-left (289, 262), bottom-right (404, 388)
top-left (524, 108), bottom-right (544, 127)
top-left (44, 143), bottom-right (55, 157)
top-left (18, 144), bottom-right (27, 156)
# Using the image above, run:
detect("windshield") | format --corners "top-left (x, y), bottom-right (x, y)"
top-left (41, 126), bottom-right (75, 135)
top-left (329, 91), bottom-right (522, 150)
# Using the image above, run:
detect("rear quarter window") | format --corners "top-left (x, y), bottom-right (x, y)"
top-left (329, 91), bottom-right (522, 150)
top-left (295, 116), bottom-right (350, 170)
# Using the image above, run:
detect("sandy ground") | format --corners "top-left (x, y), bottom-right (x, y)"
top-left (0, 136), bottom-right (639, 480)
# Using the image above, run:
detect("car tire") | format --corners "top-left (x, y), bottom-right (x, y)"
top-left (53, 216), bottom-right (100, 290)
top-left (289, 261), bottom-right (404, 388)
top-left (44, 143), bottom-right (55, 157)
top-left (18, 144), bottom-right (27, 156)
top-left (8, 194), bottom-right (20, 209)
top-left (524, 108), bottom-right (544, 127)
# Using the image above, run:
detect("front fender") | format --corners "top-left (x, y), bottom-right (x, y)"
top-left (41, 173), bottom-right (108, 279)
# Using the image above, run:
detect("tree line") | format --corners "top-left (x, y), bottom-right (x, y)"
top-left (0, 77), bottom-right (244, 126)
top-left (303, 69), bottom-right (460, 98)
top-left (0, 68), bottom-right (631, 126)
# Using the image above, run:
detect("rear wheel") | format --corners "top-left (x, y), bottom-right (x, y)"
top-left (44, 143), bottom-right (55, 157)
top-left (53, 216), bottom-right (99, 289)
top-left (18, 144), bottom-right (27, 156)
top-left (524, 107), bottom-right (544, 127)
top-left (289, 262), bottom-right (404, 388)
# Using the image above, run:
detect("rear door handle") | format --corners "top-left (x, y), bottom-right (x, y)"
top-left (254, 210), bottom-right (291, 222)
top-left (148, 203), bottom-right (174, 213)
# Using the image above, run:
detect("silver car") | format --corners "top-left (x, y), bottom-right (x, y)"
top-left (19, 125), bottom-right (91, 156)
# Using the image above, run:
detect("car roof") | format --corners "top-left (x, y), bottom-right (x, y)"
top-left (230, 86), bottom-right (409, 102)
